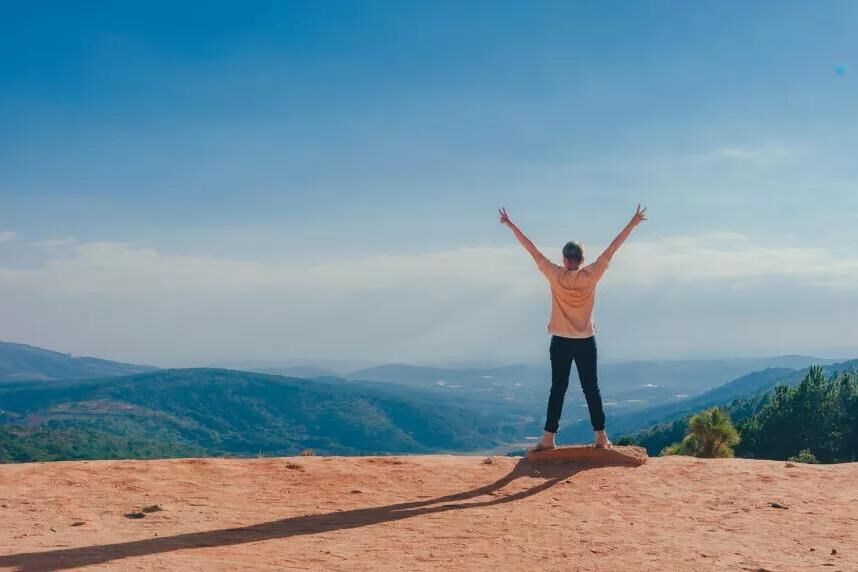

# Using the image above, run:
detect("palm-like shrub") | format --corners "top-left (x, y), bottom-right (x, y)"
top-left (661, 408), bottom-right (740, 458)
top-left (787, 448), bottom-right (818, 464)
top-left (643, 366), bottom-right (857, 463)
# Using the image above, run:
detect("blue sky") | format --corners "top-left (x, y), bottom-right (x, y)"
top-left (1, 2), bottom-right (857, 366)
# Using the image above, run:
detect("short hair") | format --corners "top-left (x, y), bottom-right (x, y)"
top-left (562, 241), bottom-right (584, 262)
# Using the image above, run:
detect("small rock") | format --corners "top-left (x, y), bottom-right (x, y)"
top-left (124, 512), bottom-right (146, 519)
top-left (831, 549), bottom-right (837, 555)
top-left (770, 502), bottom-right (788, 509)
top-left (785, 462), bottom-right (796, 468)
top-left (49, 528), bottom-right (57, 532)
top-left (482, 457), bottom-right (494, 465)
top-left (350, 489), bottom-right (363, 494)
top-left (70, 522), bottom-right (85, 527)
top-left (141, 505), bottom-right (163, 513)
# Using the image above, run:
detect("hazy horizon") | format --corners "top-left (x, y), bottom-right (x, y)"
top-left (2, 2), bottom-right (857, 366)
top-left (2, 337), bottom-right (854, 373)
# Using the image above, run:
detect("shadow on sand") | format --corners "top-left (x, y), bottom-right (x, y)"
top-left (0, 456), bottom-right (638, 571)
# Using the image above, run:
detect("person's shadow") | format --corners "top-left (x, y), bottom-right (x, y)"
top-left (0, 457), bottom-right (636, 571)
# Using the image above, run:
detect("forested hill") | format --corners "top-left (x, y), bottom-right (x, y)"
top-left (0, 368), bottom-right (522, 462)
top-left (622, 364), bottom-right (858, 463)
top-left (0, 341), bottom-right (155, 381)
top-left (562, 358), bottom-right (858, 442)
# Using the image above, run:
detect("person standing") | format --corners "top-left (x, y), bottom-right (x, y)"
top-left (499, 205), bottom-right (647, 450)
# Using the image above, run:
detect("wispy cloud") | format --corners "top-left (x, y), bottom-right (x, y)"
top-left (31, 237), bottom-right (77, 249)
top-left (0, 231), bottom-right (16, 243)
top-left (3, 232), bottom-right (858, 296)
top-left (613, 233), bottom-right (858, 289)
top-left (696, 143), bottom-right (792, 167)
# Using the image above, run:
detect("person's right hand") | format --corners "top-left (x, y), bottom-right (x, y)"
top-left (499, 207), bottom-right (512, 226)
top-left (631, 204), bottom-right (647, 226)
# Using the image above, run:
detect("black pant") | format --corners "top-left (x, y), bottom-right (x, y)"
top-left (544, 335), bottom-right (605, 433)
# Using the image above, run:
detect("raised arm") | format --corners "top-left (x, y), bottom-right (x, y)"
top-left (601, 204), bottom-right (647, 262)
top-left (499, 207), bottom-right (549, 266)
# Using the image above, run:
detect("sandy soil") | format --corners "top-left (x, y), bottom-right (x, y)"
top-left (1, 453), bottom-right (856, 571)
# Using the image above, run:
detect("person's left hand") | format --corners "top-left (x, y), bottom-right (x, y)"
top-left (631, 204), bottom-right (647, 225)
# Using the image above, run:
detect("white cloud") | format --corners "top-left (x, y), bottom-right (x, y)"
top-left (0, 241), bottom-right (542, 297)
top-left (0, 231), bottom-right (16, 243)
top-left (1, 232), bottom-right (857, 364)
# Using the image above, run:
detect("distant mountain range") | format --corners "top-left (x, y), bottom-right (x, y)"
top-left (0, 341), bottom-right (155, 382)
top-left (209, 359), bottom-right (374, 376)
top-left (251, 366), bottom-right (340, 379)
top-left (339, 356), bottom-right (842, 422)
top-left (0, 340), bottom-right (853, 462)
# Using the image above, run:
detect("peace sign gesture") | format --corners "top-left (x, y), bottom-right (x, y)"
top-left (499, 207), bottom-right (512, 227)
top-left (631, 204), bottom-right (647, 226)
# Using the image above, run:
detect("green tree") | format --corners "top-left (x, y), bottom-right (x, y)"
top-left (661, 408), bottom-right (740, 458)
top-left (737, 367), bottom-right (858, 462)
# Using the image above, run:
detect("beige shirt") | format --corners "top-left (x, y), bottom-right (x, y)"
top-left (534, 251), bottom-right (611, 339)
